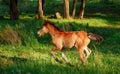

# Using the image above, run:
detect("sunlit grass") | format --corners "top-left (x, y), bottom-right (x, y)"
top-left (0, 15), bottom-right (120, 73)
top-left (0, 45), bottom-right (120, 74)
top-left (50, 18), bottom-right (120, 28)
top-left (0, 1), bottom-right (120, 74)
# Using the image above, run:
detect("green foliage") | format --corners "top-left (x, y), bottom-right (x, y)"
top-left (0, 0), bottom-right (10, 5)
top-left (0, 0), bottom-right (120, 18)
top-left (0, 17), bottom-right (120, 73)
top-left (0, 1), bottom-right (120, 74)
top-left (0, 20), bottom-right (43, 46)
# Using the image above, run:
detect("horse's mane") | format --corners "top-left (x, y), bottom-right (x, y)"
top-left (44, 20), bottom-right (62, 32)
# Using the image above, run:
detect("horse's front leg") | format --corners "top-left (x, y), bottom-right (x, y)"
top-left (51, 46), bottom-right (62, 64)
top-left (61, 49), bottom-right (73, 67)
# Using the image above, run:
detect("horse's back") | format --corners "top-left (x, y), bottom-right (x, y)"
top-left (60, 31), bottom-right (89, 48)
top-left (76, 31), bottom-right (88, 39)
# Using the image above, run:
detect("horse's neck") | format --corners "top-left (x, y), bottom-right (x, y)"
top-left (47, 25), bottom-right (60, 36)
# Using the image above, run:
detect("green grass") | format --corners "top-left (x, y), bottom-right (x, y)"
top-left (0, 44), bottom-right (120, 74)
top-left (0, 1), bottom-right (120, 74)
top-left (0, 17), bottom-right (120, 74)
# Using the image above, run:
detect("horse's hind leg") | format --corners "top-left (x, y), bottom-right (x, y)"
top-left (84, 47), bottom-right (91, 60)
top-left (78, 47), bottom-right (86, 65)
top-left (61, 49), bottom-right (73, 66)
top-left (51, 47), bottom-right (62, 63)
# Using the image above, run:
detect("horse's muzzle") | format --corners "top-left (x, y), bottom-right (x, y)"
top-left (37, 31), bottom-right (41, 36)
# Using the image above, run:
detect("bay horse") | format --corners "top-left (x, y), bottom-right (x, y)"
top-left (37, 20), bottom-right (103, 66)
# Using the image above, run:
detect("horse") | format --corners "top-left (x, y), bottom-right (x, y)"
top-left (37, 20), bottom-right (103, 66)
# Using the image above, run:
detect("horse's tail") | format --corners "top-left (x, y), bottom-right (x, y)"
top-left (88, 33), bottom-right (103, 43)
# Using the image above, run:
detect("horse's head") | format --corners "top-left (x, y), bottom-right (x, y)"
top-left (37, 21), bottom-right (49, 36)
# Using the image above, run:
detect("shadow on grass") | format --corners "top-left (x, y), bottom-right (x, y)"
top-left (0, 60), bottom-right (118, 74)
top-left (0, 55), bottom-right (27, 63)
top-left (85, 3), bottom-right (120, 17)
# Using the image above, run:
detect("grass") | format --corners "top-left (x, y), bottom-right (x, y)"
top-left (0, 18), bottom-right (120, 74)
top-left (0, 1), bottom-right (120, 74)
top-left (0, 44), bottom-right (120, 74)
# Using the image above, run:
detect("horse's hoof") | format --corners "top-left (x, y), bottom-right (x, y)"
top-left (78, 63), bottom-right (80, 68)
top-left (58, 60), bottom-right (63, 64)
top-left (55, 58), bottom-right (63, 64)
top-left (67, 62), bottom-right (74, 67)
top-left (78, 63), bottom-right (86, 68)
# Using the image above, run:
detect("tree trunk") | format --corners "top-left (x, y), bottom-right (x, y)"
top-left (78, 0), bottom-right (86, 19)
top-left (64, 0), bottom-right (70, 19)
top-left (38, 0), bottom-right (44, 19)
top-left (72, 0), bottom-right (77, 18)
top-left (42, 0), bottom-right (45, 9)
top-left (10, 0), bottom-right (19, 20)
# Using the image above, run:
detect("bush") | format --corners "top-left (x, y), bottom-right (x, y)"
top-left (0, 25), bottom-right (21, 45)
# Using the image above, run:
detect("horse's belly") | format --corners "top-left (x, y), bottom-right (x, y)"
top-left (63, 40), bottom-right (75, 48)
top-left (62, 34), bottom-right (77, 48)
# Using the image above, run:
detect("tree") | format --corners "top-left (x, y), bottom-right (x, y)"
top-left (10, 0), bottom-right (19, 20)
top-left (63, 0), bottom-right (70, 19)
top-left (78, 0), bottom-right (86, 19)
top-left (72, 0), bottom-right (77, 18)
top-left (38, 0), bottom-right (44, 19)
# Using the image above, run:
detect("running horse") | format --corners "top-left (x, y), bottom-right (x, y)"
top-left (37, 20), bottom-right (103, 66)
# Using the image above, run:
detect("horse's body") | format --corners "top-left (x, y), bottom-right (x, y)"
top-left (38, 20), bottom-right (103, 66)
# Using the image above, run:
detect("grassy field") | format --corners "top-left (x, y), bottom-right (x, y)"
top-left (0, 1), bottom-right (120, 74)
top-left (0, 17), bottom-right (120, 74)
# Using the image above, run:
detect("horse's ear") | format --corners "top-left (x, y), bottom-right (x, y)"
top-left (44, 20), bottom-right (48, 22)
top-left (43, 20), bottom-right (47, 24)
